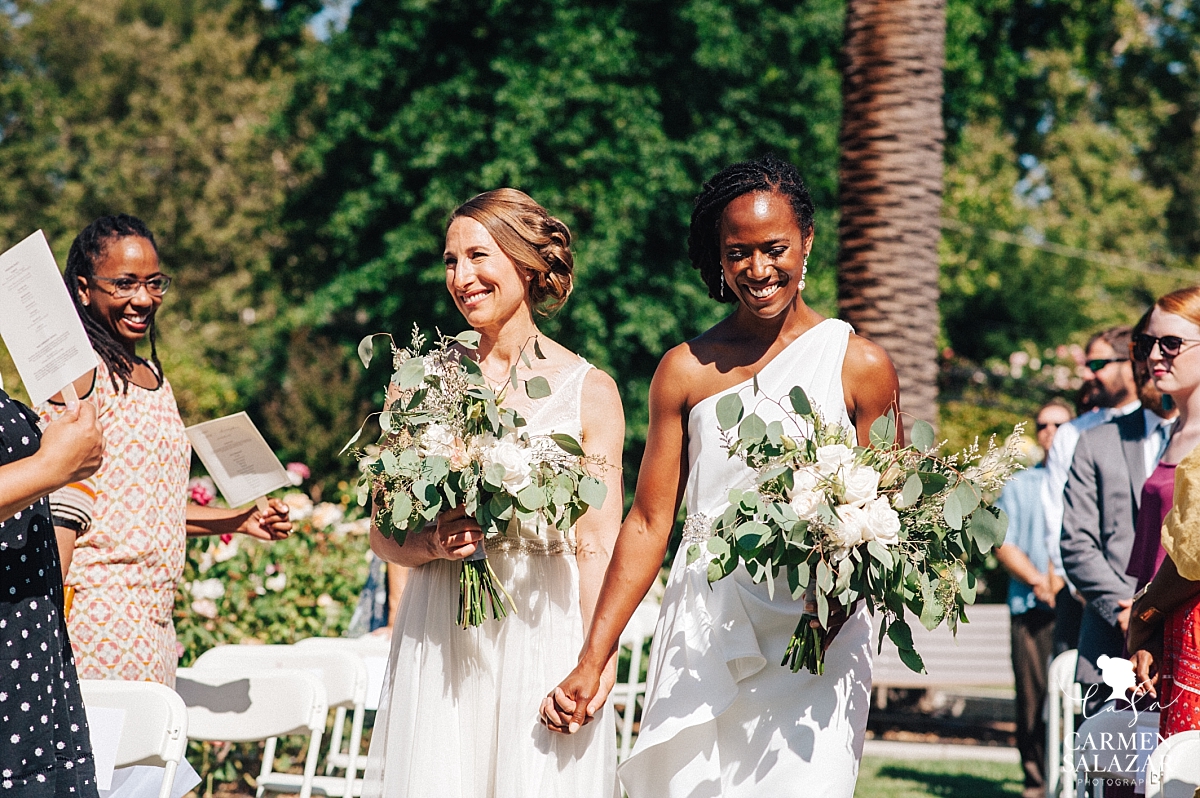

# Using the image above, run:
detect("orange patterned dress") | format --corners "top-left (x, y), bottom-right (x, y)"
top-left (39, 360), bottom-right (190, 686)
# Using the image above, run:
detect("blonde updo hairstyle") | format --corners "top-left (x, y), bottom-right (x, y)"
top-left (449, 188), bottom-right (574, 316)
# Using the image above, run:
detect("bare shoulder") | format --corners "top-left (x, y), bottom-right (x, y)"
top-left (843, 333), bottom-right (897, 383)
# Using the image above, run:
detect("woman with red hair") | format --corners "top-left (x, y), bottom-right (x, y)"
top-left (1128, 286), bottom-right (1200, 734)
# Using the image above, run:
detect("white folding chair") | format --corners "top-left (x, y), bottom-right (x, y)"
top-left (79, 680), bottom-right (189, 798)
top-left (610, 599), bottom-right (661, 762)
top-left (1074, 704), bottom-right (1159, 798)
top-left (1147, 730), bottom-right (1200, 798)
top-left (1047, 649), bottom-right (1082, 798)
top-left (191, 645), bottom-right (368, 797)
top-left (175, 667), bottom-right (327, 798)
top-left (295, 634), bottom-right (392, 784)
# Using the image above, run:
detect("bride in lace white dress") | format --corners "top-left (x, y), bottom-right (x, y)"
top-left (544, 155), bottom-right (902, 797)
top-left (364, 189), bottom-right (624, 798)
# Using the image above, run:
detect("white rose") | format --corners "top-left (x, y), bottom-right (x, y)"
top-left (842, 465), bottom-right (880, 507)
top-left (191, 598), bottom-right (219, 619)
top-left (789, 468), bottom-right (823, 519)
top-left (863, 496), bottom-right (901, 545)
top-left (312, 502), bottom-right (345, 531)
top-left (483, 434), bottom-right (534, 496)
top-left (831, 504), bottom-right (869, 549)
top-left (815, 444), bottom-right (855, 476)
top-left (421, 424), bottom-right (459, 460)
top-left (188, 578), bottom-right (225, 601)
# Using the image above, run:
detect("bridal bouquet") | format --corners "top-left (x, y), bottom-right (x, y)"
top-left (345, 326), bottom-right (608, 627)
top-left (701, 386), bottom-right (1023, 675)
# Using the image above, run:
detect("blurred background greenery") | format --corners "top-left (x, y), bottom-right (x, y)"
top-left (2, 0), bottom-right (1198, 491)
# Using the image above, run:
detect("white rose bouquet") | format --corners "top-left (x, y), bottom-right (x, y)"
top-left (701, 386), bottom-right (1023, 675)
top-left (345, 327), bottom-right (608, 628)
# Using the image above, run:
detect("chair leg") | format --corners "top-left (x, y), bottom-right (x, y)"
top-left (157, 761), bottom-right (178, 798)
top-left (345, 705), bottom-right (366, 797)
top-left (300, 730), bottom-right (324, 798)
top-left (326, 706), bottom-right (347, 775)
top-left (1048, 683), bottom-right (1061, 798)
top-left (258, 737), bottom-right (278, 798)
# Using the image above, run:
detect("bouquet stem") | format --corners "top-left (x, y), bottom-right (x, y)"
top-left (782, 614), bottom-right (826, 674)
top-left (458, 542), bottom-right (514, 628)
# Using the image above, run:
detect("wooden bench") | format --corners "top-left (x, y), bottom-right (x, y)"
top-left (871, 604), bottom-right (1013, 705)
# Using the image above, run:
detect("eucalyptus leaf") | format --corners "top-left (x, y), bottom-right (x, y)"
top-left (545, 433), bottom-right (583, 457)
top-left (716, 394), bottom-right (744, 431)
top-left (380, 449), bottom-right (400, 476)
top-left (516, 483), bottom-right (544, 511)
top-left (953, 480), bottom-right (981, 517)
top-left (918, 472), bottom-right (949, 495)
top-left (943, 491), bottom-right (963, 530)
top-left (911, 419), bottom-right (935, 451)
top-left (788, 386), bottom-right (812, 416)
top-left (870, 412), bottom-right (897, 448)
top-left (578, 476), bottom-right (608, 509)
top-left (739, 413), bottom-right (767, 442)
top-left (357, 333), bottom-right (385, 369)
top-left (524, 375), bottom-right (552, 399)
top-left (390, 492), bottom-right (412, 528)
top-left (461, 355), bottom-right (482, 376)
top-left (896, 473), bottom-right (923, 508)
top-left (886, 617), bottom-right (916, 649)
top-left (453, 330), bottom-right (481, 349)
top-left (533, 338), bottom-right (546, 359)
top-left (966, 506), bottom-right (1008, 552)
top-left (898, 647), bottom-right (927, 674)
top-left (817, 590), bottom-right (829, 627)
top-left (686, 544), bottom-right (702, 565)
top-left (396, 357), bottom-right (426, 389)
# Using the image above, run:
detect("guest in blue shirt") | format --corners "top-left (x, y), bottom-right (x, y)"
top-left (996, 397), bottom-right (1075, 798)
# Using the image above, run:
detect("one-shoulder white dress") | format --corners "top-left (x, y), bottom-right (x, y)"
top-left (362, 357), bottom-right (617, 798)
top-left (618, 319), bottom-right (873, 798)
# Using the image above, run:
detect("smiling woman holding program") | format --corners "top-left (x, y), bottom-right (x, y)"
top-left (40, 214), bottom-right (292, 686)
top-left (545, 155), bottom-right (901, 797)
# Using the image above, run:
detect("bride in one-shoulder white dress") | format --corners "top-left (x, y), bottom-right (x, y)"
top-left (620, 319), bottom-right (872, 796)
top-left (544, 156), bottom-right (900, 798)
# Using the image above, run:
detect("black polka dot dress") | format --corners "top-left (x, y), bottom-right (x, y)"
top-left (0, 392), bottom-right (97, 798)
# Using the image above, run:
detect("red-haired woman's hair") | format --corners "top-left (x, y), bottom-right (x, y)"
top-left (1156, 286), bottom-right (1200, 329)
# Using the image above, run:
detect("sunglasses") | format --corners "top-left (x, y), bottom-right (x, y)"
top-left (1084, 358), bottom-right (1127, 373)
top-left (1036, 420), bottom-right (1064, 432)
top-left (1131, 333), bottom-right (1200, 361)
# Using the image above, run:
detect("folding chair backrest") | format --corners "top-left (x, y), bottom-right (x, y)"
top-left (175, 667), bottom-right (327, 742)
top-left (192, 644), bottom-right (366, 709)
top-left (1075, 705), bottom-right (1160, 795)
top-left (1147, 730), bottom-right (1200, 798)
top-left (79, 679), bottom-right (188, 768)
top-left (1047, 649), bottom-right (1080, 798)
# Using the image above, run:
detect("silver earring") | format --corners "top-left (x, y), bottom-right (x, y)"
top-left (719, 277), bottom-right (725, 300)
top-left (799, 264), bottom-right (808, 292)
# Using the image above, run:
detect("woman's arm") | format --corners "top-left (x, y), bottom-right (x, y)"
top-left (0, 401), bottom-right (104, 525)
top-left (543, 347), bottom-right (692, 733)
top-left (842, 335), bottom-right (903, 446)
top-left (185, 500), bottom-right (292, 540)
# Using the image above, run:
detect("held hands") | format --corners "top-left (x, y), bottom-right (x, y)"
top-left (38, 400), bottom-right (104, 485)
top-left (539, 657), bottom-right (617, 735)
top-left (806, 593), bottom-right (853, 652)
top-left (238, 498), bottom-right (292, 541)
top-left (1033, 573), bottom-right (1059, 609)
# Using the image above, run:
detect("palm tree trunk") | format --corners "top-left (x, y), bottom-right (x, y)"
top-left (837, 0), bottom-right (945, 430)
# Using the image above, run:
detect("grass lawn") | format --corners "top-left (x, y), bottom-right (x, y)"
top-left (855, 756), bottom-right (1024, 798)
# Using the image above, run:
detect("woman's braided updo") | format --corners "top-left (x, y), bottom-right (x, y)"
top-left (688, 154), bottom-right (816, 303)
top-left (64, 214), bottom-right (163, 393)
top-left (449, 188), bottom-right (574, 316)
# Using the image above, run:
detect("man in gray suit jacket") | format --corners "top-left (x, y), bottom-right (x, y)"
top-left (1061, 377), bottom-right (1175, 707)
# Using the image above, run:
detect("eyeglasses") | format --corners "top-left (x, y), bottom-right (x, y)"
top-left (1132, 333), bottom-right (1200, 361)
top-left (1084, 358), bottom-right (1127, 373)
top-left (1036, 421), bottom-right (1064, 432)
top-left (91, 275), bottom-right (171, 298)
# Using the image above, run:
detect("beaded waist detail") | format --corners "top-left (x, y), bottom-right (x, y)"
top-left (489, 536), bottom-right (576, 556)
top-left (682, 513), bottom-right (714, 545)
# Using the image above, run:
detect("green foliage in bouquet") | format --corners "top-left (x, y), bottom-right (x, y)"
top-left (701, 386), bottom-right (1022, 675)
top-left (346, 326), bottom-right (607, 627)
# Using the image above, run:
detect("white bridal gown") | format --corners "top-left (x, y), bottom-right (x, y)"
top-left (362, 357), bottom-right (616, 798)
top-left (618, 318), bottom-right (873, 798)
